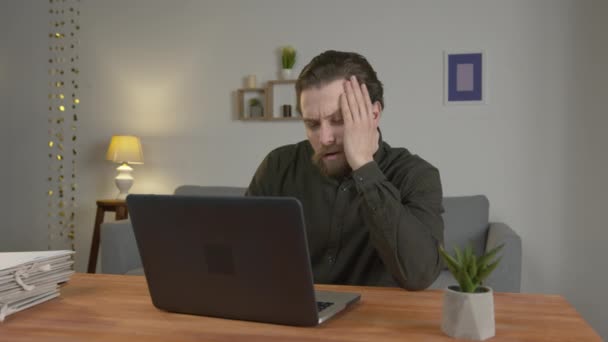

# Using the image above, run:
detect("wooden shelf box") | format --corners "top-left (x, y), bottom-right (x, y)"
top-left (237, 80), bottom-right (301, 121)
top-left (237, 88), bottom-right (266, 120)
top-left (266, 80), bottom-right (300, 119)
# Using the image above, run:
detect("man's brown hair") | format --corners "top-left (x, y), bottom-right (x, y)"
top-left (296, 50), bottom-right (384, 113)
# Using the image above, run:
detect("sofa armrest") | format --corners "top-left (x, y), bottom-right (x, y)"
top-left (484, 222), bottom-right (522, 293)
top-left (100, 219), bottom-right (142, 274)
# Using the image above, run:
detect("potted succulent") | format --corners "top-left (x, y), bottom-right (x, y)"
top-left (438, 244), bottom-right (504, 341)
top-left (280, 46), bottom-right (296, 80)
top-left (249, 98), bottom-right (263, 118)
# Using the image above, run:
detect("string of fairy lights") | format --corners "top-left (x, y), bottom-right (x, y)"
top-left (47, 0), bottom-right (81, 250)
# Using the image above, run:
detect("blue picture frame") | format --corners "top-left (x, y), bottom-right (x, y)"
top-left (444, 51), bottom-right (485, 104)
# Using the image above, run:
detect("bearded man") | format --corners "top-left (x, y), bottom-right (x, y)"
top-left (246, 50), bottom-right (444, 290)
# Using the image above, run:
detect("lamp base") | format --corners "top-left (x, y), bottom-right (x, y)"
top-left (115, 163), bottom-right (134, 199)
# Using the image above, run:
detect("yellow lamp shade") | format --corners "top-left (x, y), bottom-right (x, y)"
top-left (106, 135), bottom-right (144, 164)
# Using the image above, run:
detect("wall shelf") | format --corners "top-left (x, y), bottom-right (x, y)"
top-left (237, 80), bottom-right (301, 121)
top-left (237, 88), bottom-right (266, 119)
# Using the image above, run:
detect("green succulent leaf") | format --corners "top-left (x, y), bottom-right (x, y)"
top-left (468, 254), bottom-right (477, 281)
top-left (439, 247), bottom-right (461, 275)
top-left (460, 270), bottom-right (476, 293)
top-left (454, 246), bottom-right (464, 264)
top-left (478, 257), bottom-right (502, 283)
top-left (464, 245), bottom-right (473, 267)
top-left (478, 244), bottom-right (504, 268)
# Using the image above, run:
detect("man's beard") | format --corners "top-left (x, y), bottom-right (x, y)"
top-left (312, 145), bottom-right (352, 178)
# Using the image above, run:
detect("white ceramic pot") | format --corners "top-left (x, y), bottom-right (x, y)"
top-left (281, 68), bottom-right (293, 80)
top-left (441, 285), bottom-right (495, 341)
top-left (249, 105), bottom-right (263, 118)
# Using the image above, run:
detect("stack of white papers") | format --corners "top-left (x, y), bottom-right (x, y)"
top-left (0, 250), bottom-right (75, 322)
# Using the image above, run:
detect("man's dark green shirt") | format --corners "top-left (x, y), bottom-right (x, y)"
top-left (246, 136), bottom-right (444, 290)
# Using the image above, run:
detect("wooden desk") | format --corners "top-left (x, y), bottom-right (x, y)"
top-left (0, 274), bottom-right (601, 342)
top-left (87, 200), bottom-right (129, 273)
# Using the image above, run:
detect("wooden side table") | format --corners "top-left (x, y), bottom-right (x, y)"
top-left (87, 199), bottom-right (129, 273)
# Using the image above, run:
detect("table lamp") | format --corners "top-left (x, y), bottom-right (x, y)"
top-left (106, 135), bottom-right (144, 199)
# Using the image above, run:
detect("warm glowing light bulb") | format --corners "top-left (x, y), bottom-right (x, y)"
top-left (59, 105), bottom-right (65, 111)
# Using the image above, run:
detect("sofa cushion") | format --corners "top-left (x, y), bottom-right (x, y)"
top-left (428, 270), bottom-right (455, 290)
top-left (125, 267), bottom-right (144, 276)
top-left (442, 195), bottom-right (489, 257)
top-left (174, 186), bottom-right (246, 196)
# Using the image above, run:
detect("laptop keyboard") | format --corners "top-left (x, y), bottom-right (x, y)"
top-left (316, 301), bottom-right (334, 312)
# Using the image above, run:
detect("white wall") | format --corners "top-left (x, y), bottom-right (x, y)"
top-left (1, 0), bottom-right (606, 338)
top-left (559, 0), bottom-right (608, 335)
top-left (0, 2), bottom-right (8, 237)
top-left (1, 1), bottom-right (49, 251)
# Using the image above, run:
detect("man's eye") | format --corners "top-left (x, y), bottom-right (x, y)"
top-left (331, 118), bottom-right (343, 125)
top-left (306, 122), bottom-right (319, 129)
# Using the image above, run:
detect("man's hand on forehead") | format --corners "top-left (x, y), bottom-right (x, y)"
top-left (340, 75), bottom-right (379, 171)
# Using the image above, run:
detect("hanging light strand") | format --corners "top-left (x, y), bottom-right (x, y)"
top-left (47, 0), bottom-right (81, 251)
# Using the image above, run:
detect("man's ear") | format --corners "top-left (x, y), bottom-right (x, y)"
top-left (372, 101), bottom-right (383, 123)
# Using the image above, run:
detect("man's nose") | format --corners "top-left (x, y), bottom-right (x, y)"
top-left (319, 124), bottom-right (335, 146)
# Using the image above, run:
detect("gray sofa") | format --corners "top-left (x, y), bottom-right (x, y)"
top-left (100, 186), bottom-right (522, 292)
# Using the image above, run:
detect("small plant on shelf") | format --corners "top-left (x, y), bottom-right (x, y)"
top-left (248, 98), bottom-right (263, 118)
top-left (281, 46), bottom-right (296, 69)
top-left (249, 98), bottom-right (261, 106)
top-left (280, 46), bottom-right (297, 80)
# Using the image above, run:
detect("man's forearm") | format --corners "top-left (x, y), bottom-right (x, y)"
top-left (353, 162), bottom-right (444, 290)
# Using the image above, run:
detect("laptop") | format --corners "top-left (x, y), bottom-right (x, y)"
top-left (126, 194), bottom-right (360, 326)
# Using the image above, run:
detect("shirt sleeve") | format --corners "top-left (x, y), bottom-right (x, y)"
top-left (351, 161), bottom-right (444, 290)
top-left (246, 153), bottom-right (273, 196)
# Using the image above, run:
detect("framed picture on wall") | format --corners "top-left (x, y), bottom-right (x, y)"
top-left (444, 50), bottom-right (486, 105)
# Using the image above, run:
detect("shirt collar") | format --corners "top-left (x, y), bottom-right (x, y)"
top-left (373, 128), bottom-right (388, 164)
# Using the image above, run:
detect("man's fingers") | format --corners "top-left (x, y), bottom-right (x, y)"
top-left (350, 76), bottom-right (367, 122)
top-left (340, 93), bottom-right (353, 125)
top-left (362, 83), bottom-right (374, 120)
top-left (344, 80), bottom-right (360, 122)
